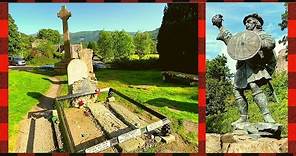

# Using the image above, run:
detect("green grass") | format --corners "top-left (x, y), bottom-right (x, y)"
top-left (9, 70), bottom-right (52, 151)
top-left (95, 69), bottom-right (198, 144)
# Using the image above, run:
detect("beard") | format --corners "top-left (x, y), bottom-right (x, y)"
top-left (245, 23), bottom-right (256, 30)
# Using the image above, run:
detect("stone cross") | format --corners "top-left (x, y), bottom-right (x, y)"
top-left (58, 6), bottom-right (71, 61)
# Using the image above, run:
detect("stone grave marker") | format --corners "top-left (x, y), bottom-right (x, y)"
top-left (67, 59), bottom-right (88, 86)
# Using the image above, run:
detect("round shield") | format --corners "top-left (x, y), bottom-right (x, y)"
top-left (227, 31), bottom-right (261, 60)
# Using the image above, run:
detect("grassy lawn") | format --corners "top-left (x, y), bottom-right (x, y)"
top-left (9, 70), bottom-right (52, 151)
top-left (95, 69), bottom-right (198, 145)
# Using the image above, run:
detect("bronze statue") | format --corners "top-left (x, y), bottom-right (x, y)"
top-left (212, 13), bottom-right (277, 125)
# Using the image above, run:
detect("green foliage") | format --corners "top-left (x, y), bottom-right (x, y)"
top-left (206, 55), bottom-right (233, 115)
top-left (8, 14), bottom-right (21, 55)
top-left (87, 41), bottom-right (98, 51)
top-left (279, 3), bottom-right (288, 31)
top-left (134, 32), bottom-right (155, 57)
top-left (111, 57), bottom-right (160, 70)
top-left (113, 31), bottom-right (135, 60)
top-left (157, 4), bottom-right (198, 74)
top-left (37, 29), bottom-right (61, 44)
top-left (35, 40), bottom-right (57, 58)
top-left (28, 56), bottom-right (60, 66)
top-left (97, 31), bottom-right (115, 62)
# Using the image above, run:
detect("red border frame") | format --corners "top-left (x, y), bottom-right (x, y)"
top-left (0, 1), bottom-right (294, 155)
top-left (0, 2), bottom-right (8, 153)
top-left (288, 2), bottom-right (296, 153)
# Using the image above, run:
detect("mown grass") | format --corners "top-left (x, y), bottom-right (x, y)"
top-left (95, 69), bottom-right (198, 145)
top-left (207, 72), bottom-right (288, 136)
top-left (9, 70), bottom-right (51, 151)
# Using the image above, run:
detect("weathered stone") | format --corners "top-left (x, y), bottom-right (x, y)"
top-left (71, 78), bottom-right (97, 94)
top-left (78, 48), bottom-right (95, 79)
top-left (88, 103), bottom-right (129, 137)
top-left (275, 48), bottom-right (287, 73)
top-left (207, 133), bottom-right (288, 153)
top-left (109, 102), bottom-right (148, 128)
top-left (70, 44), bottom-right (82, 59)
top-left (221, 133), bottom-right (235, 143)
top-left (278, 138), bottom-right (288, 153)
top-left (226, 137), bottom-right (281, 153)
top-left (206, 133), bottom-right (222, 153)
top-left (161, 134), bottom-right (175, 144)
top-left (107, 97), bottom-right (116, 102)
top-left (155, 136), bottom-right (162, 143)
top-left (67, 59), bottom-right (88, 86)
top-left (58, 6), bottom-right (71, 59)
top-left (232, 122), bottom-right (282, 138)
top-left (119, 137), bottom-right (145, 152)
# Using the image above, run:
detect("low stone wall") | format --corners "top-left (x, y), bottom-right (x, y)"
top-left (206, 132), bottom-right (288, 153)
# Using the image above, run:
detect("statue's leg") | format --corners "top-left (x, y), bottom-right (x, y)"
top-left (232, 88), bottom-right (248, 125)
top-left (250, 82), bottom-right (275, 123)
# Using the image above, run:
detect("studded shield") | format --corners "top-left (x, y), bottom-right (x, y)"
top-left (227, 31), bottom-right (261, 61)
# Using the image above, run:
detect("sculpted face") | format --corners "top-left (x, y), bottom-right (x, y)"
top-left (245, 17), bottom-right (261, 31)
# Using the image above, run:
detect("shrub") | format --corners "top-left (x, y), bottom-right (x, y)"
top-left (111, 57), bottom-right (160, 70)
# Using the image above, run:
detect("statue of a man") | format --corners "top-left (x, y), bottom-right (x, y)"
top-left (212, 13), bottom-right (277, 124)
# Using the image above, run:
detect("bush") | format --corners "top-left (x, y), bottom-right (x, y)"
top-left (206, 55), bottom-right (233, 115)
top-left (28, 56), bottom-right (60, 66)
top-left (111, 57), bottom-right (160, 70)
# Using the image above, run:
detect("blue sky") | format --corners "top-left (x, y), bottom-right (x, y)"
top-left (206, 3), bottom-right (287, 73)
top-left (9, 3), bottom-right (166, 34)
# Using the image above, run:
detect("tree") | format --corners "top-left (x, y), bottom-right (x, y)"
top-left (279, 3), bottom-right (287, 31)
top-left (18, 32), bottom-right (34, 59)
top-left (113, 31), bottom-right (135, 60)
top-left (97, 31), bottom-right (114, 62)
top-left (157, 4), bottom-right (198, 74)
top-left (36, 40), bottom-right (57, 58)
top-left (9, 14), bottom-right (21, 55)
top-left (134, 32), bottom-right (154, 57)
top-left (37, 29), bottom-right (61, 44)
top-left (206, 55), bottom-right (233, 115)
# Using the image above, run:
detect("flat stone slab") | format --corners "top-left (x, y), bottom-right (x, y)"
top-left (88, 103), bottom-right (129, 137)
top-left (109, 102), bottom-right (148, 128)
top-left (88, 103), bottom-right (146, 152)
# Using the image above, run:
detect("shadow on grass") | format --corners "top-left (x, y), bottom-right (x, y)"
top-left (27, 92), bottom-right (54, 110)
top-left (42, 77), bottom-right (67, 85)
top-left (145, 98), bottom-right (198, 114)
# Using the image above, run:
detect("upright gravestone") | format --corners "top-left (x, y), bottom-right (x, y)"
top-left (67, 59), bottom-right (88, 86)
top-left (67, 59), bottom-right (97, 95)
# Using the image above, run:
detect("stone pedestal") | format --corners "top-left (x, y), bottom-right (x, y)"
top-left (232, 122), bottom-right (282, 139)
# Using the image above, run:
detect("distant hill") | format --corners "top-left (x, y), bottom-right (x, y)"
top-left (70, 28), bottom-right (159, 44)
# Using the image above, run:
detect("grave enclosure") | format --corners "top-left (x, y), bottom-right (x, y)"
top-left (50, 6), bottom-right (174, 152)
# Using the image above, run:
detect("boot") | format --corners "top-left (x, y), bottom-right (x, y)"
top-left (263, 112), bottom-right (276, 123)
top-left (232, 115), bottom-right (248, 126)
top-left (253, 91), bottom-right (276, 123)
top-left (232, 91), bottom-right (248, 126)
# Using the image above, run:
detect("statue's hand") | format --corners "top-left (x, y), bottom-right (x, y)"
top-left (212, 14), bottom-right (223, 29)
